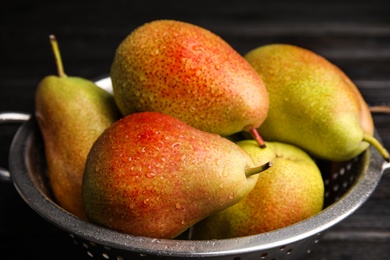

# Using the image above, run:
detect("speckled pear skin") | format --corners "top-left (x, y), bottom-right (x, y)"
top-left (244, 44), bottom-right (374, 161)
top-left (35, 76), bottom-right (121, 220)
top-left (110, 19), bottom-right (269, 136)
top-left (191, 140), bottom-right (324, 239)
top-left (82, 112), bottom-right (259, 239)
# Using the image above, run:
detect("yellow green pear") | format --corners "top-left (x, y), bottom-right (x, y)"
top-left (244, 44), bottom-right (389, 162)
top-left (82, 112), bottom-right (271, 239)
top-left (190, 140), bottom-right (324, 239)
top-left (110, 19), bottom-right (269, 146)
top-left (35, 35), bottom-right (121, 219)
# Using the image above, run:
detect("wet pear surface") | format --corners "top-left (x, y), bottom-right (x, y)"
top-left (111, 20), bottom-right (269, 136)
top-left (82, 112), bottom-right (258, 239)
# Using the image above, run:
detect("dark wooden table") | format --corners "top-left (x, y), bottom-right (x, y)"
top-left (1, 1), bottom-right (389, 259)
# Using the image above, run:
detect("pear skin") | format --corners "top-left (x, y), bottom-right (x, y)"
top-left (82, 112), bottom-right (268, 239)
top-left (190, 140), bottom-right (324, 239)
top-left (244, 44), bottom-right (389, 162)
top-left (110, 19), bottom-right (269, 139)
top-left (35, 35), bottom-right (121, 219)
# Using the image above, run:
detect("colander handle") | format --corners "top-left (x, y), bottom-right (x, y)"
top-left (0, 112), bottom-right (31, 183)
top-left (369, 105), bottom-right (390, 177)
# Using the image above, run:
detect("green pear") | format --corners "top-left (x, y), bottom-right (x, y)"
top-left (82, 112), bottom-right (271, 239)
top-left (190, 140), bottom-right (324, 239)
top-left (110, 19), bottom-right (269, 146)
top-left (244, 44), bottom-right (389, 162)
top-left (35, 35), bottom-right (121, 219)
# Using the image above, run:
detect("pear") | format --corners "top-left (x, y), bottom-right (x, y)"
top-left (244, 43), bottom-right (389, 162)
top-left (190, 140), bottom-right (324, 239)
top-left (82, 112), bottom-right (271, 239)
top-left (35, 35), bottom-right (121, 219)
top-left (110, 19), bottom-right (269, 146)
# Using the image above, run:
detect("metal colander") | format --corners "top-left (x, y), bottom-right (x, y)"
top-left (1, 77), bottom-right (389, 260)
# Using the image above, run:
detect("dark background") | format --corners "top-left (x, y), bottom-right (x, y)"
top-left (1, 0), bottom-right (389, 259)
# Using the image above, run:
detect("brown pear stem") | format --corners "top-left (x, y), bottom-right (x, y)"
top-left (49, 35), bottom-right (67, 78)
top-left (369, 105), bottom-right (390, 114)
top-left (249, 128), bottom-right (266, 148)
top-left (245, 161), bottom-right (272, 177)
top-left (363, 134), bottom-right (390, 162)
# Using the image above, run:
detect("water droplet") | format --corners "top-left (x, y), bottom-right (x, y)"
top-left (146, 172), bottom-right (156, 178)
top-left (128, 156), bottom-right (133, 161)
top-left (181, 220), bottom-right (185, 225)
top-left (176, 202), bottom-right (182, 209)
top-left (229, 193), bottom-right (234, 200)
top-left (172, 142), bottom-right (181, 148)
top-left (143, 199), bottom-right (150, 205)
top-left (215, 64), bottom-right (221, 70)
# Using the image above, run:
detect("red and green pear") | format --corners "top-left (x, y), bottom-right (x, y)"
top-left (110, 19), bottom-right (269, 146)
top-left (82, 112), bottom-right (270, 239)
top-left (244, 44), bottom-right (389, 162)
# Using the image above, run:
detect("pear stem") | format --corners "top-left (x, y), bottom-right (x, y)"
top-left (49, 35), bottom-right (67, 78)
top-left (363, 134), bottom-right (390, 162)
top-left (245, 161), bottom-right (272, 178)
top-left (249, 128), bottom-right (266, 148)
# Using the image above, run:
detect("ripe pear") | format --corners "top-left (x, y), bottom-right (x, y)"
top-left (110, 19), bottom-right (269, 146)
top-left (35, 35), bottom-right (121, 219)
top-left (191, 140), bottom-right (324, 239)
top-left (82, 112), bottom-right (271, 239)
top-left (244, 44), bottom-right (389, 162)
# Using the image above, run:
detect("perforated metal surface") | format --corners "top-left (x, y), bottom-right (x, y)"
top-left (4, 77), bottom-right (388, 260)
top-left (6, 112), bottom-right (386, 260)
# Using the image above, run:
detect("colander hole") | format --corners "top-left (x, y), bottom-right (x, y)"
top-left (346, 163), bottom-right (352, 171)
top-left (314, 239), bottom-right (319, 244)
top-left (339, 167), bottom-right (346, 175)
top-left (233, 257), bottom-right (241, 260)
top-left (102, 253), bottom-right (110, 259)
top-left (116, 257), bottom-right (124, 260)
top-left (279, 246), bottom-right (286, 251)
top-left (332, 172), bottom-right (338, 179)
top-left (83, 243), bottom-right (89, 249)
top-left (286, 249), bottom-right (293, 254)
top-left (307, 249), bottom-right (311, 254)
top-left (140, 253), bottom-right (147, 257)
top-left (260, 252), bottom-right (268, 258)
top-left (325, 190), bottom-right (330, 198)
top-left (333, 184), bottom-right (339, 192)
top-left (104, 246), bottom-right (111, 251)
top-left (342, 181), bottom-right (348, 188)
top-left (324, 178), bottom-right (330, 185)
top-left (87, 251), bottom-right (94, 257)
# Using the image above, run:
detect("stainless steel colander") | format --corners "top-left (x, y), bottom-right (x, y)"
top-left (1, 77), bottom-right (389, 260)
